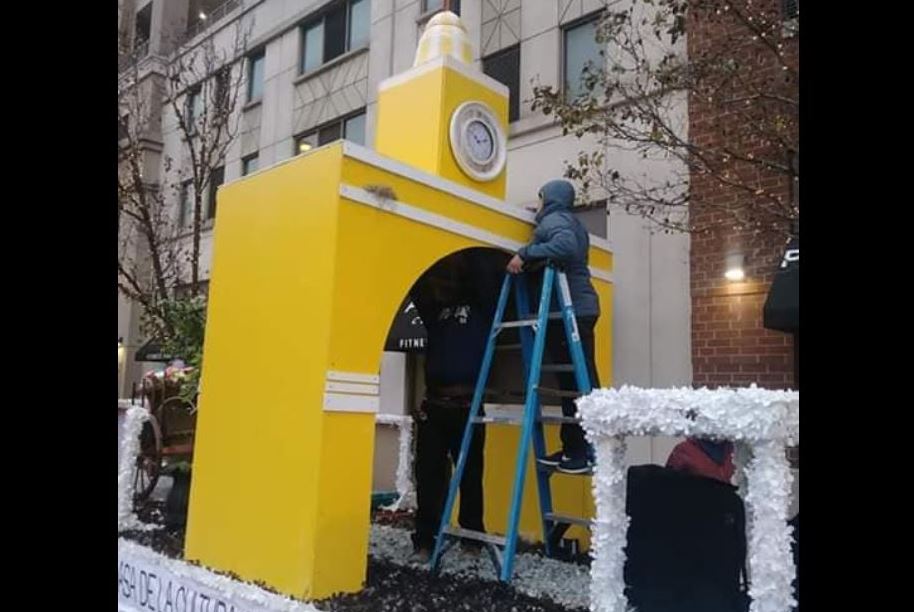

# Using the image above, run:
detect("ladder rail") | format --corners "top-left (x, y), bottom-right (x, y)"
top-left (555, 270), bottom-right (593, 394)
top-left (515, 272), bottom-right (557, 559)
top-left (429, 272), bottom-right (514, 575)
top-left (499, 266), bottom-right (556, 581)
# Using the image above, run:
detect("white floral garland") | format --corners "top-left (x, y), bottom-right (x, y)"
top-left (375, 413), bottom-right (416, 511)
top-left (577, 385), bottom-right (799, 612)
top-left (117, 401), bottom-right (160, 531)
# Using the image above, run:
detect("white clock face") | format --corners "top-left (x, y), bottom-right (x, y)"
top-left (449, 101), bottom-right (506, 182)
top-left (465, 120), bottom-right (494, 163)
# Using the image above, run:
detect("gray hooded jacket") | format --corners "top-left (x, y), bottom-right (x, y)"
top-left (517, 180), bottom-right (600, 317)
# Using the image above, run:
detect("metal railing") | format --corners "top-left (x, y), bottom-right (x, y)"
top-left (118, 39), bottom-right (150, 72)
top-left (180, 0), bottom-right (242, 46)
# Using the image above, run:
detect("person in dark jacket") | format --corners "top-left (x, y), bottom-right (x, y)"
top-left (410, 249), bottom-right (501, 562)
top-left (666, 438), bottom-right (736, 484)
top-left (506, 179), bottom-right (601, 473)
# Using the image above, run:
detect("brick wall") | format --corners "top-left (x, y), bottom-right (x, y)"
top-left (687, 1), bottom-right (798, 390)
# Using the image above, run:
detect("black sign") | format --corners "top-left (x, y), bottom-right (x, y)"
top-left (384, 297), bottom-right (427, 352)
top-left (763, 235), bottom-right (799, 333)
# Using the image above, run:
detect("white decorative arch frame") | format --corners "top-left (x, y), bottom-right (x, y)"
top-left (578, 385), bottom-right (799, 612)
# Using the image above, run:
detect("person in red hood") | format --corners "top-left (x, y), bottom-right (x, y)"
top-left (666, 438), bottom-right (735, 484)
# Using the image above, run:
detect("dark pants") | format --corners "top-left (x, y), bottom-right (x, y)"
top-left (412, 397), bottom-right (486, 550)
top-left (544, 315), bottom-right (600, 459)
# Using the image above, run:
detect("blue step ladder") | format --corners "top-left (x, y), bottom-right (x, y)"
top-left (429, 263), bottom-right (594, 583)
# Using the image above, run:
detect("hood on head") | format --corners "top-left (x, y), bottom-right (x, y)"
top-left (537, 180), bottom-right (576, 220)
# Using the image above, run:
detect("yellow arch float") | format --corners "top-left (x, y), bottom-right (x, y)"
top-left (185, 12), bottom-right (614, 600)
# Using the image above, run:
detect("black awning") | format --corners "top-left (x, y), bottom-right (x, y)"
top-left (763, 236), bottom-right (799, 333)
top-left (134, 338), bottom-right (173, 362)
top-left (384, 297), bottom-right (427, 352)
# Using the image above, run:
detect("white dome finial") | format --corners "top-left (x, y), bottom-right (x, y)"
top-left (414, 11), bottom-right (474, 67)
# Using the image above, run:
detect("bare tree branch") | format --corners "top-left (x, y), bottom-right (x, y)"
top-left (531, 0), bottom-right (799, 239)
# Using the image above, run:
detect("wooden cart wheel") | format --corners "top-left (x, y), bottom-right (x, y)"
top-left (133, 414), bottom-right (162, 503)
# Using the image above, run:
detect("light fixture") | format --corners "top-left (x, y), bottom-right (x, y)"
top-left (298, 142), bottom-right (313, 153)
top-left (724, 253), bottom-right (746, 282)
top-left (199, 11), bottom-right (207, 20)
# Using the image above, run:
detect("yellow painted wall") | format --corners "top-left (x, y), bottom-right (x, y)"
top-left (185, 146), bottom-right (343, 596)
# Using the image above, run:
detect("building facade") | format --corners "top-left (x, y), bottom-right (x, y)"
top-left (118, 0), bottom-right (696, 475)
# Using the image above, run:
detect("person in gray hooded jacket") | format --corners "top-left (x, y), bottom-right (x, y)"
top-left (506, 179), bottom-right (600, 473)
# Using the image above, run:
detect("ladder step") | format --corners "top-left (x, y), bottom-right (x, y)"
top-left (472, 415), bottom-right (522, 425)
top-left (544, 512), bottom-right (594, 528)
top-left (495, 343), bottom-right (523, 351)
top-left (541, 364), bottom-right (575, 372)
top-left (498, 319), bottom-right (538, 329)
top-left (536, 386), bottom-right (582, 399)
top-left (539, 415), bottom-right (581, 425)
top-left (442, 526), bottom-right (507, 547)
top-left (472, 415), bottom-right (580, 426)
top-left (497, 312), bottom-right (563, 329)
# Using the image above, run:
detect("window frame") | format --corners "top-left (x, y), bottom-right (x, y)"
top-left (562, 11), bottom-right (604, 102)
top-left (298, 0), bottom-right (371, 76)
top-left (293, 109), bottom-right (367, 155)
top-left (422, 0), bottom-right (460, 15)
top-left (241, 153), bottom-right (260, 176)
top-left (206, 166), bottom-right (225, 220)
top-left (246, 49), bottom-right (265, 103)
top-left (482, 44), bottom-right (521, 123)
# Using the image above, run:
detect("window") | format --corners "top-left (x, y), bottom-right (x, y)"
top-left (572, 200), bottom-right (608, 239)
top-left (295, 132), bottom-right (318, 155)
top-left (348, 0), bottom-right (370, 50)
top-left (301, 21), bottom-right (324, 73)
top-left (179, 180), bottom-right (193, 228)
top-left (214, 68), bottom-right (230, 115)
top-left (344, 113), bottom-right (366, 146)
top-left (207, 166), bottom-right (225, 220)
top-left (299, 0), bottom-right (370, 74)
top-left (564, 15), bottom-right (603, 100)
top-left (423, 0), bottom-right (460, 15)
top-left (242, 154), bottom-right (259, 176)
top-left (782, 0), bottom-right (799, 20)
top-left (186, 86), bottom-right (204, 134)
top-left (781, 0), bottom-right (799, 36)
top-left (482, 44), bottom-right (520, 122)
top-left (247, 50), bottom-right (265, 102)
top-left (294, 110), bottom-right (366, 155)
top-left (118, 114), bottom-right (130, 147)
top-left (134, 3), bottom-right (152, 52)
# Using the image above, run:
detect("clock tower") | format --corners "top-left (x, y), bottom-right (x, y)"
top-left (374, 10), bottom-right (509, 200)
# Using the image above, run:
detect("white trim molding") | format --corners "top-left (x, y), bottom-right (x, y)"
top-left (323, 370), bottom-right (381, 414)
top-left (378, 54), bottom-right (510, 99)
top-left (339, 184), bottom-right (613, 283)
top-left (327, 370), bottom-right (380, 385)
top-left (341, 142), bottom-right (615, 256)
